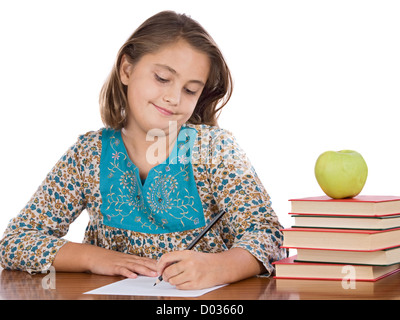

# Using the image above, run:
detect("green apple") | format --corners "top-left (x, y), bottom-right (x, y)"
top-left (314, 150), bottom-right (368, 199)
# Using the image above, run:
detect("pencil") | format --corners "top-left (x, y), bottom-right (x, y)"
top-left (153, 209), bottom-right (226, 286)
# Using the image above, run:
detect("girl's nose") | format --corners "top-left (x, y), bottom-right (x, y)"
top-left (163, 86), bottom-right (180, 106)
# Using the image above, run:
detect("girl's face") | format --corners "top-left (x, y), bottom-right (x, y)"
top-left (120, 40), bottom-right (210, 136)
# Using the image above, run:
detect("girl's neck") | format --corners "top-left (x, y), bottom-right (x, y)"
top-left (121, 123), bottom-right (180, 167)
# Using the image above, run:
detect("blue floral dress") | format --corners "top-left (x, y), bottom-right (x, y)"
top-left (0, 124), bottom-right (286, 275)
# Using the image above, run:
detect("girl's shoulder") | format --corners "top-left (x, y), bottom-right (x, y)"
top-left (70, 128), bottom-right (105, 155)
top-left (77, 128), bottom-right (104, 141)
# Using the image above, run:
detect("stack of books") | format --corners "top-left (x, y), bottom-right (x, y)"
top-left (274, 195), bottom-right (400, 281)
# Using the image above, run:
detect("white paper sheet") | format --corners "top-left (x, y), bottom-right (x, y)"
top-left (84, 276), bottom-right (227, 297)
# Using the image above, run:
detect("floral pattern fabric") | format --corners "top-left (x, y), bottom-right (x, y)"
top-left (0, 124), bottom-right (286, 275)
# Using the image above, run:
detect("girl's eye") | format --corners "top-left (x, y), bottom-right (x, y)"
top-left (155, 74), bottom-right (169, 83)
top-left (184, 88), bottom-right (197, 95)
top-left (155, 73), bottom-right (198, 95)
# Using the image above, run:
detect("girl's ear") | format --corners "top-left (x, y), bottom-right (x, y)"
top-left (120, 54), bottom-right (133, 85)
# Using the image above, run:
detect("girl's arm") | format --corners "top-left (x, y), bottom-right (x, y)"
top-left (156, 128), bottom-right (287, 290)
top-left (0, 139), bottom-right (84, 273)
top-left (0, 131), bottom-right (158, 277)
top-left (206, 129), bottom-right (287, 275)
top-left (52, 242), bottom-right (157, 278)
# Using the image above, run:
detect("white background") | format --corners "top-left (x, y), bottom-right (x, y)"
top-left (1, 0), bottom-right (399, 243)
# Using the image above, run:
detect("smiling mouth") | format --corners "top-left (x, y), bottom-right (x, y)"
top-left (153, 104), bottom-right (174, 116)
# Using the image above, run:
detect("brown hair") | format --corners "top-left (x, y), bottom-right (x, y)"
top-left (99, 10), bottom-right (233, 130)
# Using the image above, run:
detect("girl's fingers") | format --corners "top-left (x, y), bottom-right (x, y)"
top-left (115, 266), bottom-right (138, 279)
top-left (130, 254), bottom-right (157, 265)
top-left (161, 260), bottom-right (184, 282)
top-left (112, 256), bottom-right (159, 278)
top-left (128, 263), bottom-right (158, 277)
top-left (156, 250), bottom-right (188, 276)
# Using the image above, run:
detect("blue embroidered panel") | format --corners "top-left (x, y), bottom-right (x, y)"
top-left (99, 126), bottom-right (205, 234)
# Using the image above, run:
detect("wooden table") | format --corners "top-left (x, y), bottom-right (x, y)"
top-left (1, 267), bottom-right (400, 300)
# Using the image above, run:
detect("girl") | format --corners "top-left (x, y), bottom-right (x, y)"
top-left (0, 11), bottom-right (286, 290)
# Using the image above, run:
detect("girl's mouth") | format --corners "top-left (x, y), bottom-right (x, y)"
top-left (153, 104), bottom-right (174, 116)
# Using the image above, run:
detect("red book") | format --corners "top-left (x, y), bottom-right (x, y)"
top-left (290, 213), bottom-right (400, 230)
top-left (273, 255), bottom-right (400, 281)
top-left (281, 227), bottom-right (400, 251)
top-left (294, 246), bottom-right (400, 266)
top-left (289, 195), bottom-right (400, 217)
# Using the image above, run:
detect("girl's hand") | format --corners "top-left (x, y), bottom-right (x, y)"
top-left (156, 250), bottom-right (224, 290)
top-left (156, 248), bottom-right (266, 290)
top-left (87, 248), bottom-right (158, 279)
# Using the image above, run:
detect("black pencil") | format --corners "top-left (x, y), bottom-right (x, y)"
top-left (153, 209), bottom-right (226, 286)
